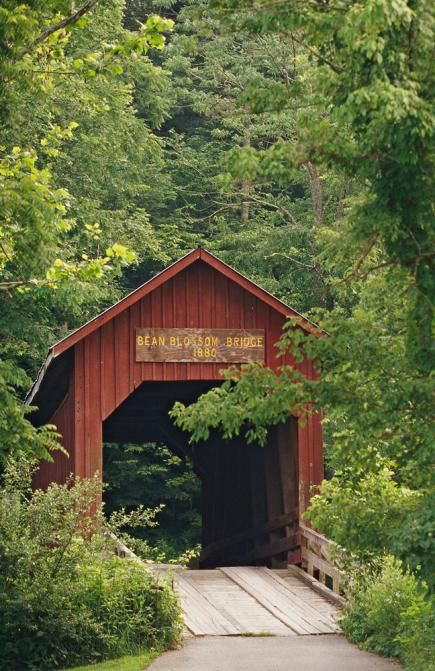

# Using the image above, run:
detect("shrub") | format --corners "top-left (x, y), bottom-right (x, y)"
top-left (397, 596), bottom-right (435, 671)
top-left (307, 469), bottom-right (435, 591)
top-left (341, 555), bottom-right (434, 668)
top-left (0, 460), bottom-right (182, 671)
top-left (78, 558), bottom-right (181, 654)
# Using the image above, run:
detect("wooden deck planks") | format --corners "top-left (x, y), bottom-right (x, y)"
top-left (175, 574), bottom-right (240, 635)
top-left (182, 570), bottom-right (292, 636)
top-left (221, 567), bottom-right (330, 635)
top-left (173, 566), bottom-right (342, 637)
top-left (264, 569), bottom-right (341, 632)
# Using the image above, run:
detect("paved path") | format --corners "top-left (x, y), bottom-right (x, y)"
top-left (148, 635), bottom-right (402, 671)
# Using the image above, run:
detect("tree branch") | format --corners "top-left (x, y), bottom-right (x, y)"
top-left (265, 252), bottom-right (314, 268)
top-left (288, 33), bottom-right (342, 74)
top-left (0, 280), bottom-right (31, 290)
top-left (339, 234), bottom-right (380, 284)
top-left (17, 0), bottom-right (100, 59)
top-left (236, 192), bottom-right (302, 229)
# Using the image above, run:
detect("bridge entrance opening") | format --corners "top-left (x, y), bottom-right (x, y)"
top-left (102, 380), bottom-right (299, 569)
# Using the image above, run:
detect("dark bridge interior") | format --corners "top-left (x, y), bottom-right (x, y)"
top-left (103, 380), bottom-right (214, 449)
top-left (103, 381), bottom-right (299, 569)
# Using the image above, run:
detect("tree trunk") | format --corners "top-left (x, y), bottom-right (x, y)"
top-left (241, 136), bottom-right (251, 222)
top-left (336, 176), bottom-right (350, 220)
top-left (305, 162), bottom-right (323, 227)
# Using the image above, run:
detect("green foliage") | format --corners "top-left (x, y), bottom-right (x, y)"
top-left (146, 0), bottom-right (347, 310)
top-left (0, 360), bottom-right (60, 464)
top-left (342, 558), bottom-right (417, 657)
top-left (171, 361), bottom-right (311, 446)
top-left (0, 0), bottom-right (176, 465)
top-left (0, 461), bottom-right (182, 671)
top-left (0, 0), bottom-right (433, 661)
top-left (104, 442), bottom-right (201, 560)
top-left (0, 0), bottom-right (173, 291)
top-left (0, 136), bottom-right (70, 284)
top-left (0, 124), bottom-right (138, 290)
top-left (210, 0), bottom-right (435, 369)
top-left (397, 596), bottom-right (435, 671)
top-left (307, 467), bottom-right (427, 569)
top-left (341, 556), bottom-right (434, 669)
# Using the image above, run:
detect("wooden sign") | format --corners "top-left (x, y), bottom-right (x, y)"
top-left (136, 328), bottom-right (265, 363)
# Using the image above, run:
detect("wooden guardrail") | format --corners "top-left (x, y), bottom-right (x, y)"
top-left (199, 509), bottom-right (299, 566)
top-left (108, 531), bottom-right (181, 583)
top-left (299, 523), bottom-right (344, 597)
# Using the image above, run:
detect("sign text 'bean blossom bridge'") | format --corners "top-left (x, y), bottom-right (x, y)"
top-left (28, 248), bottom-right (324, 568)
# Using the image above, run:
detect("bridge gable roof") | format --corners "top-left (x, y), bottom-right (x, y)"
top-left (28, 247), bottom-right (320, 406)
top-left (51, 247), bottom-right (318, 357)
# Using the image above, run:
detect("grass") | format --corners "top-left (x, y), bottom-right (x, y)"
top-left (60, 650), bottom-right (160, 671)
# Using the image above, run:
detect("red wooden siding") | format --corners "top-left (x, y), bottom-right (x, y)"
top-left (32, 256), bottom-right (323, 514)
top-left (33, 382), bottom-right (75, 490)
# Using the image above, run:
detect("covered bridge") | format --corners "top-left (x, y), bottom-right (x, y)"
top-left (28, 248), bottom-right (324, 568)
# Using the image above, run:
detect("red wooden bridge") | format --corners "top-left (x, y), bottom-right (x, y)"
top-left (29, 247), bottom-right (324, 569)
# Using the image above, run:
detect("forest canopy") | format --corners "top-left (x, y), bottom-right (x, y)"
top-left (0, 1), bottom-right (433, 670)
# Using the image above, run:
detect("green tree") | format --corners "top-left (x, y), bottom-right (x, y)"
top-left (128, 0), bottom-right (351, 310)
top-left (207, 0), bottom-right (435, 369)
top-left (0, 0), bottom-right (173, 462)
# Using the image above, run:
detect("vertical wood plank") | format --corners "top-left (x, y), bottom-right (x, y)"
top-left (213, 440), bottom-right (229, 547)
top-left (254, 297), bottom-right (268, 363)
top-left (213, 271), bottom-right (228, 379)
top-left (267, 308), bottom-right (285, 372)
top-left (101, 320), bottom-right (116, 419)
top-left (244, 290), bottom-right (256, 329)
top-left (298, 419), bottom-right (310, 515)
top-left (199, 262), bottom-right (214, 380)
top-left (129, 302), bottom-right (141, 389)
top-left (186, 262), bottom-right (200, 380)
top-left (74, 341), bottom-right (86, 478)
top-left (32, 388), bottom-right (75, 489)
top-left (140, 294), bottom-right (153, 382)
top-left (162, 279), bottom-right (176, 380)
top-left (312, 410), bottom-right (324, 487)
top-left (84, 335), bottom-right (91, 479)
top-left (248, 443), bottom-right (268, 564)
top-left (228, 283), bottom-right (244, 329)
top-left (277, 420), bottom-right (298, 516)
top-left (151, 286), bottom-right (163, 381)
top-left (86, 330), bottom-right (102, 478)
top-left (114, 311), bottom-right (130, 406)
top-left (277, 419), bottom-right (298, 565)
top-left (173, 267), bottom-right (188, 380)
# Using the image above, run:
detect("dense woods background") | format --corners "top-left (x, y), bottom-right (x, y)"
top-left (0, 1), bottom-right (433, 670)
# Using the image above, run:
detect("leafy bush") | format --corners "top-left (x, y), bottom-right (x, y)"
top-left (397, 597), bottom-right (435, 671)
top-left (341, 556), bottom-right (434, 668)
top-left (307, 467), bottom-right (434, 588)
top-left (0, 461), bottom-right (182, 671)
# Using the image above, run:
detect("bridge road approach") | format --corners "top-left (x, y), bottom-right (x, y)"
top-left (147, 635), bottom-right (402, 671)
top-left (146, 565), bottom-right (402, 670)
